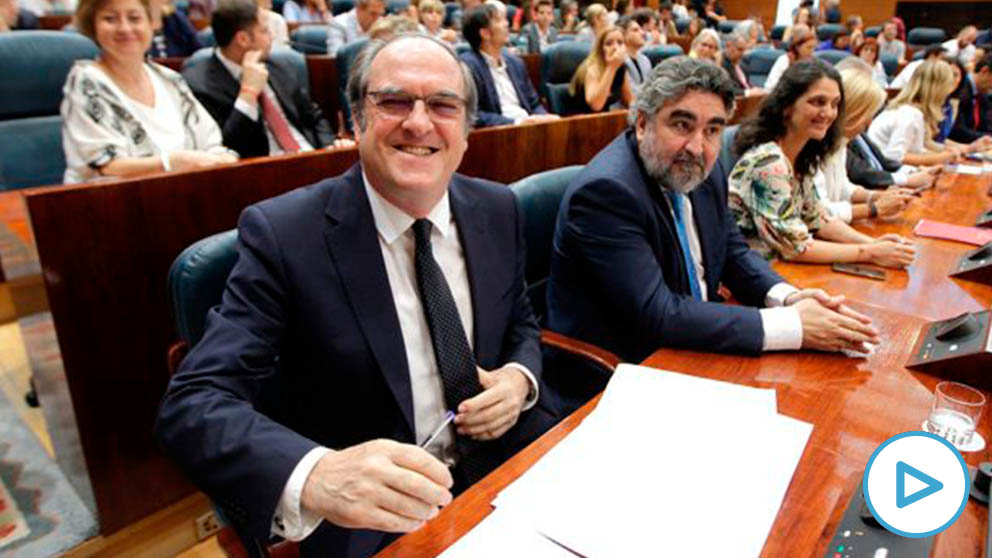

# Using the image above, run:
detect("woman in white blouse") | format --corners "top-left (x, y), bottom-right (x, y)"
top-left (62, 0), bottom-right (236, 183)
top-left (813, 68), bottom-right (922, 223)
top-left (866, 59), bottom-right (961, 167)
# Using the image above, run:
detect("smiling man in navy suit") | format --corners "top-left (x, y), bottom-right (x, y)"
top-left (156, 34), bottom-right (558, 558)
top-left (547, 57), bottom-right (879, 381)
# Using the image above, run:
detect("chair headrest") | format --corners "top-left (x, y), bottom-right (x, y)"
top-left (542, 41), bottom-right (592, 85)
top-left (168, 229), bottom-right (240, 345)
top-left (0, 31), bottom-right (99, 119)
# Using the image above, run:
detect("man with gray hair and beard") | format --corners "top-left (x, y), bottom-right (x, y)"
top-left (546, 57), bottom-right (878, 392)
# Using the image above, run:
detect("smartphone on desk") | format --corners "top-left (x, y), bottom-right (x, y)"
top-left (831, 263), bottom-right (886, 281)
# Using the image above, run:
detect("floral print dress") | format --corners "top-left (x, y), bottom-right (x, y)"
top-left (728, 141), bottom-right (828, 260)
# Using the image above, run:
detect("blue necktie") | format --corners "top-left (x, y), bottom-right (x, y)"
top-left (855, 135), bottom-right (884, 171)
top-left (666, 191), bottom-right (703, 300)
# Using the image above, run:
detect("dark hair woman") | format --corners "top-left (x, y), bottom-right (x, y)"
top-left (728, 58), bottom-right (917, 268)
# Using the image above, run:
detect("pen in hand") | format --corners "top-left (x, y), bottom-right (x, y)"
top-left (420, 410), bottom-right (455, 449)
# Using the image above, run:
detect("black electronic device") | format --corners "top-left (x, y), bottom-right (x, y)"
top-left (977, 208), bottom-right (992, 228)
top-left (906, 310), bottom-right (992, 390)
top-left (832, 263), bottom-right (887, 281)
top-left (950, 242), bottom-right (992, 285)
top-left (823, 482), bottom-right (933, 558)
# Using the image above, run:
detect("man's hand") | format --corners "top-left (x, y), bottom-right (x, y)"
top-left (300, 440), bottom-right (453, 533)
top-left (454, 366), bottom-right (530, 441)
top-left (792, 297), bottom-right (881, 353)
top-left (238, 50), bottom-right (269, 105)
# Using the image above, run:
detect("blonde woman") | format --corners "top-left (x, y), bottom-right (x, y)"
top-left (576, 3), bottom-right (608, 42)
top-left (866, 59), bottom-right (962, 166)
top-left (569, 25), bottom-right (633, 112)
top-left (813, 68), bottom-right (927, 223)
top-left (688, 27), bottom-right (721, 65)
top-left (418, 0), bottom-right (456, 42)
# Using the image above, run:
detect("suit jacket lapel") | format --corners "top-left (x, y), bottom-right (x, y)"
top-left (448, 178), bottom-right (495, 360)
top-left (471, 50), bottom-right (502, 114)
top-left (207, 54), bottom-right (241, 103)
top-left (323, 166), bottom-right (415, 435)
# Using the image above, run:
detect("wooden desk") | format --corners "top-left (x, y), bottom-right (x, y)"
top-left (774, 168), bottom-right (992, 320)
top-left (379, 304), bottom-right (991, 557)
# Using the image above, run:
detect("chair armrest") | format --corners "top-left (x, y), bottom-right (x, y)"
top-left (539, 329), bottom-right (620, 374)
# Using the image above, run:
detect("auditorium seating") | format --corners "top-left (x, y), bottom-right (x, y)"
top-left (506, 4), bottom-right (517, 23)
top-left (291, 24), bottom-right (330, 54)
top-left (865, 26), bottom-right (881, 38)
top-left (386, 0), bottom-right (409, 14)
top-left (717, 20), bottom-right (738, 34)
top-left (815, 48), bottom-right (851, 65)
top-left (336, 38), bottom-right (370, 130)
top-left (675, 17), bottom-right (690, 34)
top-left (641, 44), bottom-right (683, 67)
top-left (540, 40), bottom-right (590, 115)
top-left (907, 27), bottom-right (946, 48)
top-left (769, 24), bottom-right (786, 45)
top-left (816, 23), bottom-right (844, 41)
top-left (196, 27), bottom-right (215, 47)
top-left (332, 0), bottom-right (355, 15)
top-left (168, 230), bottom-right (239, 347)
top-left (444, 1), bottom-right (460, 27)
top-left (0, 30), bottom-right (98, 189)
top-left (880, 53), bottom-right (899, 78)
top-left (718, 124), bottom-right (740, 178)
top-left (510, 165), bottom-right (583, 325)
top-left (742, 47), bottom-right (782, 88)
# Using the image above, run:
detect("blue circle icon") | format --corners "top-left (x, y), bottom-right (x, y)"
top-left (862, 431), bottom-right (970, 538)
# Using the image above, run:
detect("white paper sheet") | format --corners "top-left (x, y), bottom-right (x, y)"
top-left (436, 507), bottom-right (579, 558)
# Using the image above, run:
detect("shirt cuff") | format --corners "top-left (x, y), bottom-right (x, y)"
top-left (234, 96), bottom-right (260, 121)
top-left (503, 362), bottom-right (539, 411)
top-left (826, 200), bottom-right (853, 223)
top-left (759, 306), bottom-right (804, 351)
top-left (764, 282), bottom-right (799, 307)
top-left (271, 446), bottom-right (332, 541)
top-left (891, 169), bottom-right (909, 186)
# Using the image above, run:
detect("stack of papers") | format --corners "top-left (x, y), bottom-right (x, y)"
top-left (440, 364), bottom-right (813, 557)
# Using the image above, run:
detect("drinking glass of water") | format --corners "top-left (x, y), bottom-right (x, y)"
top-left (925, 381), bottom-right (986, 449)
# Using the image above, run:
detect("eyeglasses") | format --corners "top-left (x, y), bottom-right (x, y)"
top-left (365, 90), bottom-right (467, 121)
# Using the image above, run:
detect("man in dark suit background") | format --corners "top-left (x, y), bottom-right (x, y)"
top-left (157, 34), bottom-right (558, 557)
top-left (520, 0), bottom-right (557, 54)
top-left (721, 29), bottom-right (752, 96)
top-left (949, 52), bottom-right (992, 146)
top-left (846, 132), bottom-right (939, 190)
top-left (182, 0), bottom-right (344, 158)
top-left (460, 5), bottom-right (558, 127)
top-left (547, 57), bottom-right (879, 374)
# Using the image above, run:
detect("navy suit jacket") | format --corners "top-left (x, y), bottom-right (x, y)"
top-left (846, 133), bottom-right (902, 190)
top-left (156, 165), bottom-right (558, 557)
top-left (183, 53), bottom-right (336, 158)
top-left (949, 77), bottom-right (992, 144)
top-left (460, 48), bottom-right (547, 127)
top-left (547, 130), bottom-right (784, 362)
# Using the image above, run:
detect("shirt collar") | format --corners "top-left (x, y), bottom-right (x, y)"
top-left (215, 48), bottom-right (243, 80)
top-left (362, 170), bottom-right (452, 245)
top-left (480, 50), bottom-right (504, 69)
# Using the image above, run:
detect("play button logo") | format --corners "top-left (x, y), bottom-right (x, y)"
top-left (863, 432), bottom-right (970, 537)
top-left (896, 461), bottom-right (943, 508)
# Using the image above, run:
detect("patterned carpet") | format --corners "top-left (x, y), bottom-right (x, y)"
top-left (0, 389), bottom-right (96, 557)
top-left (0, 193), bottom-right (39, 280)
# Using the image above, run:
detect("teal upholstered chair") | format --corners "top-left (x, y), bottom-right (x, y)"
top-left (336, 38), bottom-right (370, 131)
top-left (331, 0), bottom-right (355, 14)
top-left (880, 53), bottom-right (899, 79)
top-left (865, 26), bottom-right (881, 39)
top-left (717, 125), bottom-right (740, 181)
top-left (816, 23), bottom-right (845, 41)
top-left (815, 48), bottom-right (852, 66)
top-left (742, 47), bottom-right (783, 88)
top-left (291, 24), bottom-right (330, 54)
top-left (540, 40), bottom-right (590, 115)
top-left (907, 27), bottom-right (946, 48)
top-left (0, 30), bottom-right (99, 189)
top-left (717, 20), bottom-right (739, 34)
top-left (641, 44), bottom-right (683, 67)
top-left (509, 165), bottom-right (621, 414)
top-left (196, 27), bottom-right (215, 47)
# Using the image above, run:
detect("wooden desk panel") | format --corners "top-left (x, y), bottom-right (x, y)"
top-left (379, 304), bottom-right (991, 557)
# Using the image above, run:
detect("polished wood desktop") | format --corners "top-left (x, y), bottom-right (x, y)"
top-left (380, 168), bottom-right (992, 557)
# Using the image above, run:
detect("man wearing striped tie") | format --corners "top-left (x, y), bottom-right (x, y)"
top-left (183, 0), bottom-right (349, 158)
top-left (547, 57), bottom-right (879, 406)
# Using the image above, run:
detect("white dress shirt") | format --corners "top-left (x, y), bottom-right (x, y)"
top-left (942, 38), bottom-right (977, 66)
top-left (764, 53), bottom-right (790, 91)
top-left (888, 59), bottom-right (921, 90)
top-left (270, 174), bottom-right (539, 541)
top-left (813, 141), bottom-right (858, 223)
top-left (215, 50), bottom-right (313, 155)
top-left (666, 190), bottom-right (804, 351)
top-left (867, 104), bottom-right (927, 164)
top-left (480, 51), bottom-right (531, 123)
top-left (326, 9), bottom-right (366, 56)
